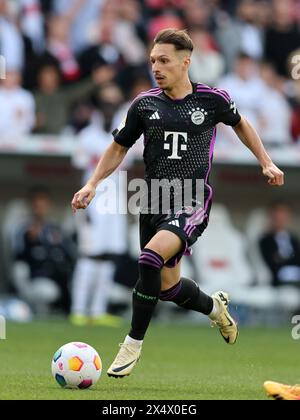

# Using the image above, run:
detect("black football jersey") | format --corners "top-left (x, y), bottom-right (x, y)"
top-left (113, 82), bottom-right (241, 214)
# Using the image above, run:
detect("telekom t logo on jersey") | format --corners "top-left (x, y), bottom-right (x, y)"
top-left (164, 131), bottom-right (187, 160)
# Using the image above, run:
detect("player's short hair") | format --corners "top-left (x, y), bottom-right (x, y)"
top-left (153, 28), bottom-right (194, 53)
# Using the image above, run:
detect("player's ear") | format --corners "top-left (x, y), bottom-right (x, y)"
top-left (183, 55), bottom-right (191, 68)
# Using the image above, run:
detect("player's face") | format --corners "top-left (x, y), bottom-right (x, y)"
top-left (150, 43), bottom-right (190, 90)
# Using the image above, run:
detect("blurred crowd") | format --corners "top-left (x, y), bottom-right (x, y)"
top-left (0, 0), bottom-right (300, 144)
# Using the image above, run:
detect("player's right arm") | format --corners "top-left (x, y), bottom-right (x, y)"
top-left (71, 142), bottom-right (128, 212)
top-left (71, 99), bottom-right (143, 212)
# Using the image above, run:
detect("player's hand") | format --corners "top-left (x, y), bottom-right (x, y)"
top-left (262, 163), bottom-right (284, 186)
top-left (71, 183), bottom-right (96, 212)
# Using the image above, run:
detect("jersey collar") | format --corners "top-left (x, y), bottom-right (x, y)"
top-left (162, 81), bottom-right (197, 102)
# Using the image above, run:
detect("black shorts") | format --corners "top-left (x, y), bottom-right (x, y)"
top-left (139, 208), bottom-right (209, 268)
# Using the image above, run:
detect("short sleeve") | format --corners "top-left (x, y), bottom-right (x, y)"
top-left (214, 89), bottom-right (241, 126)
top-left (112, 100), bottom-right (143, 148)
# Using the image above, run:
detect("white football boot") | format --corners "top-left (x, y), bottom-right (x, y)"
top-left (107, 342), bottom-right (142, 378)
top-left (211, 291), bottom-right (238, 345)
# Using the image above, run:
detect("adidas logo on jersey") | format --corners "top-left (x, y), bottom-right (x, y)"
top-left (149, 112), bottom-right (160, 120)
top-left (168, 220), bottom-right (180, 227)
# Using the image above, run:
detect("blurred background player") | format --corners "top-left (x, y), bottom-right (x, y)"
top-left (70, 83), bottom-right (127, 327)
top-left (0, 70), bottom-right (35, 138)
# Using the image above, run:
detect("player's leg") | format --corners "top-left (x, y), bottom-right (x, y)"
top-left (90, 260), bottom-right (121, 327)
top-left (128, 230), bottom-right (182, 339)
top-left (160, 264), bottom-right (213, 315)
top-left (70, 258), bottom-right (95, 326)
top-left (160, 261), bottom-right (181, 290)
top-left (159, 262), bottom-right (238, 344)
top-left (107, 230), bottom-right (182, 378)
top-left (155, 211), bottom-right (238, 345)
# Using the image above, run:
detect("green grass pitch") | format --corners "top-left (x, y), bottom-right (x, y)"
top-left (0, 320), bottom-right (298, 400)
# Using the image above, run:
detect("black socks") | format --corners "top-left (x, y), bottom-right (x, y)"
top-left (129, 248), bottom-right (164, 340)
top-left (129, 250), bottom-right (213, 340)
top-left (160, 277), bottom-right (213, 315)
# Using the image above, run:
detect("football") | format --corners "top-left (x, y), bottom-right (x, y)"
top-left (51, 342), bottom-right (102, 389)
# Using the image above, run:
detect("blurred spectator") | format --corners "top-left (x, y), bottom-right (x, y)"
top-left (148, 13), bottom-right (184, 41)
top-left (259, 62), bottom-right (292, 146)
top-left (20, 0), bottom-right (45, 53)
top-left (34, 63), bottom-right (66, 134)
top-left (92, 82), bottom-right (124, 131)
top-left (213, 9), bottom-right (242, 72)
top-left (111, 75), bottom-right (151, 165)
top-left (189, 27), bottom-right (225, 86)
top-left (53, 0), bottom-right (104, 54)
top-left (34, 63), bottom-right (98, 134)
top-left (22, 26), bottom-right (42, 90)
top-left (264, 0), bottom-right (300, 77)
top-left (0, 70), bottom-right (35, 138)
top-left (78, 6), bottom-right (146, 76)
top-left (113, 1), bottom-right (147, 67)
top-left (44, 14), bottom-right (81, 83)
top-left (12, 187), bottom-right (75, 314)
top-left (0, 0), bottom-right (24, 71)
top-left (235, 0), bottom-right (264, 60)
top-left (259, 202), bottom-right (300, 287)
top-left (70, 82), bottom-right (127, 326)
top-left (119, 0), bottom-right (147, 44)
top-left (214, 0), bottom-right (264, 72)
top-left (78, 6), bottom-right (148, 92)
top-left (291, 110), bottom-right (300, 143)
top-left (118, 75), bottom-right (152, 111)
top-left (255, 0), bottom-right (272, 29)
top-left (287, 49), bottom-right (300, 143)
top-left (182, 0), bottom-right (211, 29)
top-left (218, 53), bottom-right (265, 141)
top-left (77, 11), bottom-right (122, 78)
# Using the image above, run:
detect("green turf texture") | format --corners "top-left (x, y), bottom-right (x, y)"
top-left (0, 320), bottom-right (298, 400)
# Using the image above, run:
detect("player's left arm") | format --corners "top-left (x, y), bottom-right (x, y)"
top-left (214, 89), bottom-right (284, 187)
top-left (233, 115), bottom-right (284, 186)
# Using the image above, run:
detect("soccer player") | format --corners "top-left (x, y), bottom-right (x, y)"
top-left (264, 381), bottom-right (300, 400)
top-left (71, 29), bottom-right (284, 378)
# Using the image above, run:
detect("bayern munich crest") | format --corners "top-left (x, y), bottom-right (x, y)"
top-left (189, 108), bottom-right (208, 125)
